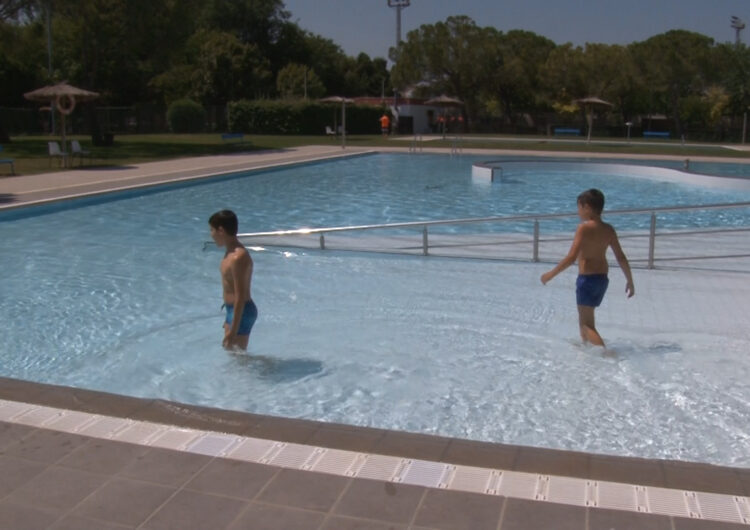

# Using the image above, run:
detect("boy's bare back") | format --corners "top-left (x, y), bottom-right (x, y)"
top-left (576, 219), bottom-right (617, 275)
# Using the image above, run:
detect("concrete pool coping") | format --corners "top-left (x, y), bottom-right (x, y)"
top-left (2, 145), bottom-right (750, 528)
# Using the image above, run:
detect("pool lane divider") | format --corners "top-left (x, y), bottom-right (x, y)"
top-left (1, 398), bottom-right (748, 526)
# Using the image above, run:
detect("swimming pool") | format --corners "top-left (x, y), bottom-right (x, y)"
top-left (2, 153), bottom-right (750, 467)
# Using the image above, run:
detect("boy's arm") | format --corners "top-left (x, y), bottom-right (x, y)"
top-left (610, 231), bottom-right (635, 298)
top-left (541, 224), bottom-right (583, 284)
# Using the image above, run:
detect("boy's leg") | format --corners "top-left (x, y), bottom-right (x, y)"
top-left (577, 305), bottom-right (605, 346)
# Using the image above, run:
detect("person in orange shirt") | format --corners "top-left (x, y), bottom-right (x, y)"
top-left (379, 113), bottom-right (390, 137)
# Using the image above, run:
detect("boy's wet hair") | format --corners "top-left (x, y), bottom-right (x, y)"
top-left (577, 188), bottom-right (605, 214)
top-left (208, 209), bottom-right (238, 236)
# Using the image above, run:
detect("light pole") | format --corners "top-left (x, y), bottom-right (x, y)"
top-left (732, 17), bottom-right (748, 142)
top-left (731, 16), bottom-right (745, 47)
top-left (387, 0), bottom-right (410, 46)
top-left (387, 1), bottom-right (410, 134)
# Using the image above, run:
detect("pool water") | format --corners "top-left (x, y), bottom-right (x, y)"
top-left (2, 153), bottom-right (750, 466)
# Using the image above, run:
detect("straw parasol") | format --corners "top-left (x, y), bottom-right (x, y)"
top-left (425, 95), bottom-right (464, 139)
top-left (320, 96), bottom-right (354, 149)
top-left (575, 96), bottom-right (613, 142)
top-left (24, 81), bottom-right (100, 163)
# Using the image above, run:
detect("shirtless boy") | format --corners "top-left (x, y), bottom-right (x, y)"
top-left (540, 189), bottom-right (634, 346)
top-left (208, 210), bottom-right (257, 351)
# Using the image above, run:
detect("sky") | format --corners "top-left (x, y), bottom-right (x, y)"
top-left (282, 0), bottom-right (750, 59)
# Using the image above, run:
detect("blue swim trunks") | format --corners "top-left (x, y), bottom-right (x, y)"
top-left (223, 300), bottom-right (258, 336)
top-left (576, 274), bottom-right (609, 307)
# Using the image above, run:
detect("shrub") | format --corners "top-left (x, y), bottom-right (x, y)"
top-left (166, 99), bottom-right (206, 133)
top-left (228, 99), bottom-right (383, 135)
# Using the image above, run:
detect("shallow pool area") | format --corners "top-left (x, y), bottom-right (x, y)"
top-left (2, 153), bottom-right (750, 467)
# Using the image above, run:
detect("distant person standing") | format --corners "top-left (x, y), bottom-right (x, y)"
top-left (540, 189), bottom-right (634, 347)
top-left (379, 113), bottom-right (391, 137)
top-left (208, 210), bottom-right (257, 351)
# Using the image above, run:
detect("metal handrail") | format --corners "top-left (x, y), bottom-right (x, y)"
top-left (232, 200), bottom-right (750, 269)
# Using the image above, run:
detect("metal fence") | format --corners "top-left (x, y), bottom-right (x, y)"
top-left (226, 201), bottom-right (750, 273)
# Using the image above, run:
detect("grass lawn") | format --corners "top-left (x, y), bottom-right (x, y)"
top-left (1, 132), bottom-right (749, 176)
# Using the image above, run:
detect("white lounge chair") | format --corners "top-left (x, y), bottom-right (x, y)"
top-left (325, 126), bottom-right (336, 136)
top-left (71, 140), bottom-right (91, 165)
top-left (48, 141), bottom-right (68, 167)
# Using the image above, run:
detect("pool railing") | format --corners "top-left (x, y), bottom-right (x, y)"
top-left (217, 201), bottom-right (750, 271)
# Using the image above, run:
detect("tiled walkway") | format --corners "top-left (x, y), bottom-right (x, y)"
top-left (2, 145), bottom-right (750, 529)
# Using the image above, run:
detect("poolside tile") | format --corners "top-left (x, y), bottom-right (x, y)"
top-left (249, 415), bottom-right (321, 444)
top-left (319, 515), bottom-right (410, 529)
top-left (513, 446), bottom-right (589, 478)
top-left (588, 507), bottom-right (672, 529)
top-left (0, 376), bottom-right (47, 403)
top-left (49, 514), bottom-right (134, 529)
top-left (184, 458), bottom-right (279, 499)
top-left (736, 468), bottom-right (750, 496)
top-left (2, 428), bottom-right (90, 464)
top-left (589, 454), bottom-right (666, 487)
top-left (0, 455), bottom-right (47, 497)
top-left (257, 468), bottom-right (350, 512)
top-left (0, 500), bottom-right (61, 530)
top-left (673, 517), bottom-right (750, 529)
top-left (118, 446), bottom-right (211, 487)
top-left (500, 498), bottom-right (585, 529)
top-left (0, 421), bottom-right (35, 451)
top-left (70, 477), bottom-right (176, 527)
top-left (132, 399), bottom-right (265, 435)
top-left (308, 424), bottom-right (385, 453)
top-left (57, 438), bottom-right (149, 475)
top-left (140, 489), bottom-right (247, 530)
top-left (333, 478), bottom-right (426, 523)
top-left (412, 489), bottom-right (504, 530)
top-left (227, 503), bottom-right (326, 530)
top-left (661, 461), bottom-right (746, 495)
top-left (33, 385), bottom-right (148, 418)
top-left (441, 438), bottom-right (518, 469)
top-left (374, 430), bottom-right (451, 461)
top-left (6, 465), bottom-right (108, 511)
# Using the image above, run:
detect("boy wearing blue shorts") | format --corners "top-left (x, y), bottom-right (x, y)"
top-left (209, 210), bottom-right (258, 351)
top-left (541, 189), bottom-right (634, 346)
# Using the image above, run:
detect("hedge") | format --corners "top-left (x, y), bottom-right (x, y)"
top-left (227, 99), bottom-right (385, 135)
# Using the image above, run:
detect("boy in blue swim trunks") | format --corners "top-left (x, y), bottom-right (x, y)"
top-left (541, 189), bottom-right (634, 347)
top-left (209, 210), bottom-right (258, 351)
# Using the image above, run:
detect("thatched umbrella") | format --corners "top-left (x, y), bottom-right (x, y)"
top-left (575, 96), bottom-right (613, 142)
top-left (425, 95), bottom-right (464, 139)
top-left (320, 96), bottom-right (354, 149)
top-left (24, 82), bottom-right (100, 164)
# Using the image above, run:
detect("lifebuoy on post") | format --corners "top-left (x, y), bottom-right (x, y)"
top-left (56, 94), bottom-right (76, 115)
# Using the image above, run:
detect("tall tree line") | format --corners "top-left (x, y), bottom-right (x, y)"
top-left (0, 0), bottom-right (391, 107)
top-left (391, 16), bottom-right (750, 136)
top-left (3, 4), bottom-right (750, 136)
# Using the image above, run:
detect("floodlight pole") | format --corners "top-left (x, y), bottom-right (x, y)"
top-left (387, 1), bottom-right (410, 133)
top-left (388, 0), bottom-right (410, 46)
top-left (46, 0), bottom-right (55, 135)
top-left (731, 16), bottom-right (745, 47)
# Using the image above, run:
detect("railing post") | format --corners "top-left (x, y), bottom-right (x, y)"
top-left (422, 226), bottom-right (429, 255)
top-left (319, 234), bottom-right (325, 250)
top-left (533, 219), bottom-right (540, 262)
top-left (648, 212), bottom-right (656, 269)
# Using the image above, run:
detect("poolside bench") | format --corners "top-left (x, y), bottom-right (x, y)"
top-left (553, 127), bottom-right (581, 136)
top-left (0, 145), bottom-right (14, 175)
top-left (643, 131), bottom-right (670, 139)
top-left (221, 132), bottom-right (244, 142)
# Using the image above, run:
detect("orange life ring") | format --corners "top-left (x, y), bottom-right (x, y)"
top-left (56, 94), bottom-right (76, 115)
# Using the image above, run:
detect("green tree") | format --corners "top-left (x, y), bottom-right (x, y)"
top-left (630, 30), bottom-right (716, 135)
top-left (276, 63), bottom-right (324, 99)
top-left (390, 16), bottom-right (496, 127)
